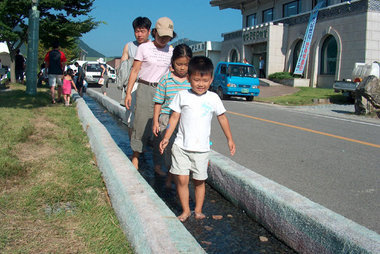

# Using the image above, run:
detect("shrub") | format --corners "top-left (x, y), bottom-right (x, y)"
top-left (268, 72), bottom-right (294, 80)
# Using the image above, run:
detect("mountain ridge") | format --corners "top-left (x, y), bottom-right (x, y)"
top-left (79, 39), bottom-right (105, 58)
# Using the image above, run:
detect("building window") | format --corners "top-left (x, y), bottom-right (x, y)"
top-left (292, 40), bottom-right (303, 73)
top-left (230, 49), bottom-right (239, 62)
top-left (246, 14), bottom-right (257, 27)
top-left (313, 0), bottom-right (332, 8)
top-left (283, 0), bottom-right (300, 17)
top-left (262, 8), bottom-right (273, 23)
top-left (320, 35), bottom-right (337, 75)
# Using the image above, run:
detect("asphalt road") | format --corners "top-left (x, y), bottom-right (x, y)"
top-left (91, 84), bottom-right (380, 234)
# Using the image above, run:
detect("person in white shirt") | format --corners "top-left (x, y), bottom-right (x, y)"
top-left (124, 17), bottom-right (176, 171)
top-left (160, 56), bottom-right (236, 222)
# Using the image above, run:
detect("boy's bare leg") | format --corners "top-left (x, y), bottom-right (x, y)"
top-left (58, 86), bottom-right (62, 101)
top-left (131, 151), bottom-right (140, 169)
top-left (50, 86), bottom-right (55, 102)
top-left (176, 175), bottom-right (191, 222)
top-left (193, 179), bottom-right (206, 219)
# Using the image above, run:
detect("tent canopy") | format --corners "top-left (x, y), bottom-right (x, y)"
top-left (0, 42), bottom-right (10, 66)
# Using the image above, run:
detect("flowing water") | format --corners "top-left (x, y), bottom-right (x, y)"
top-left (84, 95), bottom-right (295, 253)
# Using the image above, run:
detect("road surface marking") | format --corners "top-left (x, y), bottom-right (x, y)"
top-left (286, 109), bottom-right (380, 127)
top-left (227, 111), bottom-right (380, 149)
top-left (242, 102), bottom-right (380, 127)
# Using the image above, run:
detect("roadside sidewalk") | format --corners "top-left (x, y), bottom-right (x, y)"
top-left (259, 78), bottom-right (300, 98)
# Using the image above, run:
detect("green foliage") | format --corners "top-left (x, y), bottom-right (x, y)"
top-left (38, 40), bottom-right (80, 67)
top-left (0, 0), bottom-right (99, 60)
top-left (268, 72), bottom-right (294, 80)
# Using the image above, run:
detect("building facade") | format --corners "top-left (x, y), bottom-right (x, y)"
top-left (172, 38), bottom-right (222, 68)
top-left (211, 0), bottom-right (380, 87)
top-left (189, 41), bottom-right (222, 67)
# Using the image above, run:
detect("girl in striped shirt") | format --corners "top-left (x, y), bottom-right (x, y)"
top-left (152, 44), bottom-right (192, 184)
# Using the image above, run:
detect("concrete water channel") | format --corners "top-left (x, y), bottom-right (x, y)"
top-left (83, 94), bottom-right (295, 253)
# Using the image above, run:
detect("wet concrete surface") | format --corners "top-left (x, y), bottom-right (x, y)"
top-left (83, 94), bottom-right (296, 253)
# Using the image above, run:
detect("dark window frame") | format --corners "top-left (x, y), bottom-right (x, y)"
top-left (230, 49), bottom-right (239, 62)
top-left (292, 40), bottom-right (303, 73)
top-left (320, 35), bottom-right (337, 75)
top-left (246, 13), bottom-right (257, 27)
top-left (312, 0), bottom-right (332, 8)
top-left (262, 8), bottom-right (274, 23)
top-left (283, 0), bottom-right (300, 17)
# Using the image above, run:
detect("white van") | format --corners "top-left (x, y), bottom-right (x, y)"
top-left (107, 65), bottom-right (116, 83)
top-left (82, 61), bottom-right (102, 85)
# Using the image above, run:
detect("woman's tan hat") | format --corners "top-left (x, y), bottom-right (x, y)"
top-left (155, 17), bottom-right (174, 38)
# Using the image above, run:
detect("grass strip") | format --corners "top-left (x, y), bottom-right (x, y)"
top-left (0, 83), bottom-right (132, 253)
top-left (256, 87), bottom-right (348, 105)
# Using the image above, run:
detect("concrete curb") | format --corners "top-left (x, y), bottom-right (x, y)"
top-left (84, 89), bottom-right (380, 254)
top-left (86, 89), bottom-right (129, 124)
top-left (72, 92), bottom-right (205, 254)
top-left (208, 151), bottom-right (380, 254)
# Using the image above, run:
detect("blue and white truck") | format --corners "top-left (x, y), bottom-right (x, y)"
top-left (211, 62), bottom-right (260, 101)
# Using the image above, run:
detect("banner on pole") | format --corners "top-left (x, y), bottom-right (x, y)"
top-left (294, 1), bottom-right (324, 75)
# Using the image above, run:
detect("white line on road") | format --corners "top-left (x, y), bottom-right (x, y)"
top-left (245, 102), bottom-right (380, 128)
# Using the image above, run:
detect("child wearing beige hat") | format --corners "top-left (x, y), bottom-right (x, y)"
top-left (124, 17), bottom-right (177, 172)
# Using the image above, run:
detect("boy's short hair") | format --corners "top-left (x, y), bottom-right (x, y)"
top-left (52, 40), bottom-right (59, 49)
top-left (188, 56), bottom-right (214, 77)
top-left (132, 17), bottom-right (151, 31)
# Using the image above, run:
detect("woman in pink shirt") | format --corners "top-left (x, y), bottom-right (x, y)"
top-left (124, 17), bottom-right (176, 171)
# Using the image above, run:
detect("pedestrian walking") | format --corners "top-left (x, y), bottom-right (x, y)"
top-left (124, 17), bottom-right (176, 170)
top-left (259, 56), bottom-right (265, 78)
top-left (62, 69), bottom-right (78, 106)
top-left (152, 44), bottom-right (192, 180)
top-left (159, 56), bottom-right (236, 222)
top-left (15, 49), bottom-right (25, 84)
top-left (44, 41), bottom-right (67, 104)
top-left (98, 58), bottom-right (108, 96)
top-left (118, 17), bottom-right (151, 135)
top-left (74, 62), bottom-right (85, 96)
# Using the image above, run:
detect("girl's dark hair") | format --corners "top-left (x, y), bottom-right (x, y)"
top-left (151, 28), bottom-right (177, 41)
top-left (66, 69), bottom-right (74, 78)
top-left (171, 44), bottom-right (192, 67)
top-left (188, 56), bottom-right (214, 77)
top-left (132, 17), bottom-right (151, 30)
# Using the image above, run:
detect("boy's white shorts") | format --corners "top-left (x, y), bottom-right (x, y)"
top-left (48, 74), bottom-right (63, 87)
top-left (170, 143), bottom-right (209, 181)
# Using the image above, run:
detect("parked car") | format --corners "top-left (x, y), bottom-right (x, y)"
top-left (333, 61), bottom-right (380, 99)
top-left (82, 61), bottom-right (102, 85)
top-left (211, 62), bottom-right (260, 101)
top-left (107, 65), bottom-right (116, 83)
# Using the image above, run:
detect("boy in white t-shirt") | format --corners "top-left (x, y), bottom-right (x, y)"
top-left (160, 56), bottom-right (236, 222)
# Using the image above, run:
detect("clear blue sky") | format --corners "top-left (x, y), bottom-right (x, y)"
top-left (81, 0), bottom-right (242, 57)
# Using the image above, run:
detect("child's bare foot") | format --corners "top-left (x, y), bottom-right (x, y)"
top-left (194, 212), bottom-right (206, 220)
top-left (177, 212), bottom-right (191, 222)
top-left (165, 180), bottom-right (172, 189)
top-left (154, 168), bottom-right (166, 176)
top-left (165, 176), bottom-right (173, 188)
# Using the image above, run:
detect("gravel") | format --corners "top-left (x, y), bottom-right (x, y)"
top-left (291, 104), bottom-right (380, 123)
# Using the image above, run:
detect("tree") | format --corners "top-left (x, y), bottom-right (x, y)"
top-left (0, 0), bottom-right (100, 82)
